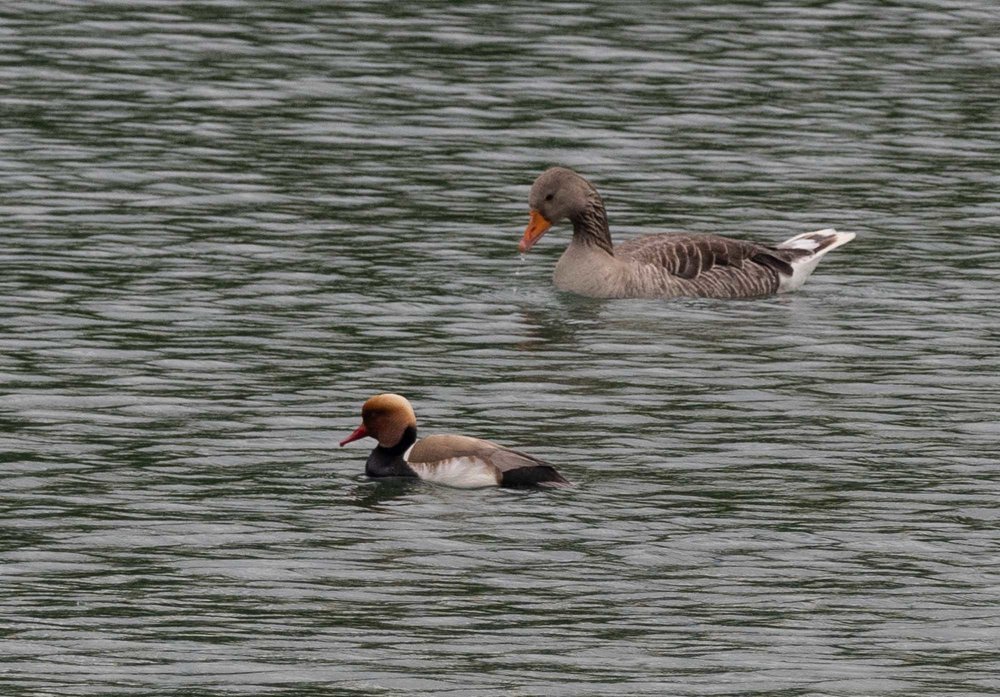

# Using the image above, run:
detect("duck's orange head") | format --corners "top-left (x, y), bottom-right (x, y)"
top-left (340, 393), bottom-right (417, 448)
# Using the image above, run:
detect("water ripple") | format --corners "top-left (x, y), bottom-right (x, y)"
top-left (2, 1), bottom-right (999, 695)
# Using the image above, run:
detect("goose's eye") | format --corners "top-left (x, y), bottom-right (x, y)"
top-left (545, 193), bottom-right (554, 202)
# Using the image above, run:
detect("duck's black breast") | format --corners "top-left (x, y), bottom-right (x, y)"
top-left (365, 426), bottom-right (419, 479)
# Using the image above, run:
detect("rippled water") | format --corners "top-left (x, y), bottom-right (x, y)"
top-left (2, 2), bottom-right (999, 695)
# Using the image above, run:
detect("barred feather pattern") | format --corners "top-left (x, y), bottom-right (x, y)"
top-left (565, 200), bottom-right (806, 299)
top-left (615, 232), bottom-right (807, 298)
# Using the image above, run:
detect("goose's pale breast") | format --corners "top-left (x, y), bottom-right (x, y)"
top-left (553, 241), bottom-right (634, 298)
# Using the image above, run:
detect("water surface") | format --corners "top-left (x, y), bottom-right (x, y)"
top-left (2, 2), bottom-right (999, 695)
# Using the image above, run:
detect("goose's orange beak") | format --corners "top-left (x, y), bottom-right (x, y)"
top-left (339, 423), bottom-right (368, 447)
top-left (518, 209), bottom-right (552, 253)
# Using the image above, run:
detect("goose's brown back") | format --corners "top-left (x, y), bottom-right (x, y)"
top-left (608, 233), bottom-right (807, 298)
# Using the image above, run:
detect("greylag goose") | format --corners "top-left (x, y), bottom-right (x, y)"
top-left (519, 167), bottom-right (855, 299)
top-left (340, 393), bottom-right (570, 488)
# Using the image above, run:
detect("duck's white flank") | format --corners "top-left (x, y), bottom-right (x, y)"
top-left (776, 228), bottom-right (856, 293)
top-left (407, 457), bottom-right (502, 488)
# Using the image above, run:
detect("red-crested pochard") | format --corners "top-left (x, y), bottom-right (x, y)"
top-left (340, 393), bottom-right (570, 488)
top-left (519, 166), bottom-right (855, 299)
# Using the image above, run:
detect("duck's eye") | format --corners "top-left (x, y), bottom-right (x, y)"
top-left (545, 193), bottom-right (554, 202)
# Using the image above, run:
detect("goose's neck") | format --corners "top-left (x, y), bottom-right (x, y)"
top-left (570, 193), bottom-right (614, 255)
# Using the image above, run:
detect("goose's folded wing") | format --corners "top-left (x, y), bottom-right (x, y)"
top-left (615, 233), bottom-right (794, 279)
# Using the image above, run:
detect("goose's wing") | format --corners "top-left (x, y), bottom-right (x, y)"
top-left (615, 233), bottom-right (794, 280)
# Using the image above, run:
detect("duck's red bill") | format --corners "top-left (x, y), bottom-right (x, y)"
top-left (339, 423), bottom-right (368, 446)
top-left (518, 209), bottom-right (552, 253)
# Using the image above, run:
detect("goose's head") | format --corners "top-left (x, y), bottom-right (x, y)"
top-left (519, 167), bottom-right (599, 253)
top-left (340, 393), bottom-right (417, 448)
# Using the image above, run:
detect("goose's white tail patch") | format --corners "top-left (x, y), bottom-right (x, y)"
top-left (776, 228), bottom-right (855, 292)
top-left (408, 457), bottom-right (501, 488)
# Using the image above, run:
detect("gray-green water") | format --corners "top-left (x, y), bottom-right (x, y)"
top-left (2, 2), bottom-right (999, 695)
